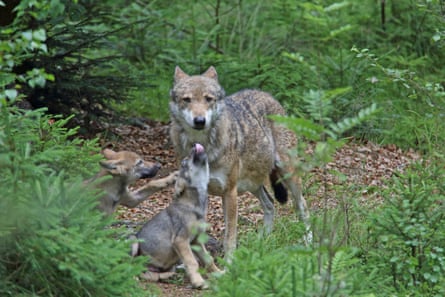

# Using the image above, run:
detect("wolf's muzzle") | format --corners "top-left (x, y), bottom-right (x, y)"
top-left (139, 163), bottom-right (161, 179)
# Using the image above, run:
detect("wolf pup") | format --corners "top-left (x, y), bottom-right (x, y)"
top-left (130, 143), bottom-right (221, 289)
top-left (88, 148), bottom-right (177, 215)
top-left (169, 66), bottom-right (310, 256)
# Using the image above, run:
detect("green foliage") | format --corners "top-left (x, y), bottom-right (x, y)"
top-left (206, 218), bottom-right (376, 297)
top-left (349, 46), bottom-right (445, 152)
top-left (2, 2), bottom-right (445, 294)
top-left (0, 105), bottom-right (100, 178)
top-left (111, 0), bottom-right (445, 153)
top-left (0, 104), bottom-right (151, 296)
top-left (3, 0), bottom-right (445, 151)
top-left (271, 95), bottom-right (377, 172)
top-left (365, 161), bottom-right (445, 295)
top-left (1, 0), bottom-right (142, 128)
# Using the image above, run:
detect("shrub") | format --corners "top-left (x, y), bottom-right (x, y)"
top-left (0, 0), bottom-right (142, 128)
top-left (0, 105), bottom-right (151, 296)
top-left (366, 161), bottom-right (445, 296)
top-left (206, 216), bottom-right (377, 297)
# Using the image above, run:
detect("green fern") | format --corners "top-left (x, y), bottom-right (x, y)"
top-left (328, 103), bottom-right (377, 139)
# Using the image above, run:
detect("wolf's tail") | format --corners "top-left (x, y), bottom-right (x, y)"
top-left (268, 167), bottom-right (288, 204)
top-left (129, 235), bottom-right (140, 257)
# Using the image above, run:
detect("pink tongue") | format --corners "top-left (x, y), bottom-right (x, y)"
top-left (195, 143), bottom-right (204, 153)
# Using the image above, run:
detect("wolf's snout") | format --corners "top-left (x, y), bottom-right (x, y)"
top-left (140, 163), bottom-right (161, 179)
top-left (193, 116), bottom-right (206, 129)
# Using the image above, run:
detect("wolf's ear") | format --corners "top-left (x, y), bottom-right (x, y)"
top-left (102, 148), bottom-right (117, 160)
top-left (174, 66), bottom-right (189, 83)
top-left (99, 159), bottom-right (118, 170)
top-left (202, 66), bottom-right (218, 81)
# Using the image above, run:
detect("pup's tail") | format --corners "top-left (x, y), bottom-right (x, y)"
top-left (269, 167), bottom-right (288, 204)
top-left (129, 235), bottom-right (140, 257)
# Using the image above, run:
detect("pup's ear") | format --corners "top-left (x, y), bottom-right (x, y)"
top-left (174, 66), bottom-right (189, 83)
top-left (99, 159), bottom-right (118, 171)
top-left (174, 177), bottom-right (186, 197)
top-left (102, 148), bottom-right (117, 160)
top-left (202, 66), bottom-right (218, 81)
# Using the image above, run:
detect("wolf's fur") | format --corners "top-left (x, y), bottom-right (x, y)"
top-left (130, 143), bottom-right (221, 289)
top-left (169, 66), bottom-right (310, 256)
top-left (88, 148), bottom-right (177, 214)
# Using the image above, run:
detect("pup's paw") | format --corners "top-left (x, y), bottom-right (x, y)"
top-left (140, 271), bottom-right (176, 282)
top-left (166, 170), bottom-right (179, 185)
top-left (140, 271), bottom-right (160, 282)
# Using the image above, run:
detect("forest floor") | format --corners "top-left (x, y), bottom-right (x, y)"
top-left (99, 119), bottom-right (420, 297)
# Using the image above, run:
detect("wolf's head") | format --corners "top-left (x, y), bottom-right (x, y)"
top-left (99, 149), bottom-right (161, 184)
top-left (170, 66), bottom-right (225, 131)
top-left (175, 143), bottom-right (209, 197)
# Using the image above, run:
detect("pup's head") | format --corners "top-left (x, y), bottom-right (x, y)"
top-left (170, 66), bottom-right (225, 131)
top-left (99, 149), bottom-right (161, 184)
top-left (175, 143), bottom-right (209, 196)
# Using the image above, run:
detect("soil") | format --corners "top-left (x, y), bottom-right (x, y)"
top-left (98, 119), bottom-right (420, 297)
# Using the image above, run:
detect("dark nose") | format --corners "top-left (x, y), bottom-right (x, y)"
top-left (193, 116), bottom-right (206, 129)
top-left (140, 163), bottom-right (161, 179)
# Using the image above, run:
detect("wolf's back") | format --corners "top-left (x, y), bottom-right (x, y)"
top-left (226, 89), bottom-right (286, 118)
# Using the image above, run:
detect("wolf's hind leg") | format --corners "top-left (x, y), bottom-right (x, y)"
top-left (275, 162), bottom-right (312, 243)
top-left (253, 186), bottom-right (275, 234)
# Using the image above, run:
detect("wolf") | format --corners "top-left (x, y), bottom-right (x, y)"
top-left (88, 148), bottom-right (177, 215)
top-left (130, 143), bottom-right (222, 289)
top-left (169, 66), bottom-right (310, 256)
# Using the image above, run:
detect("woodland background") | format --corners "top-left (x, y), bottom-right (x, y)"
top-left (1, 0), bottom-right (445, 296)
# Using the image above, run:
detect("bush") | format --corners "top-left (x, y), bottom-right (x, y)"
top-left (365, 161), bottom-right (445, 296)
top-left (0, 105), bottom-right (151, 297)
top-left (206, 217), bottom-right (377, 297)
top-left (0, 0), bottom-right (143, 129)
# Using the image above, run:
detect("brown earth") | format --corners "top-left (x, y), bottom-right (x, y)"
top-left (98, 119), bottom-right (420, 297)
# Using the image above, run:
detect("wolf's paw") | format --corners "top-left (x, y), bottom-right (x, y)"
top-left (140, 271), bottom-right (176, 282)
top-left (168, 170), bottom-right (179, 184)
top-left (190, 274), bottom-right (208, 289)
top-left (191, 280), bottom-right (209, 290)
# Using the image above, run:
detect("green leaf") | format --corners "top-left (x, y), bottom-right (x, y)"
top-left (4, 89), bottom-right (18, 101)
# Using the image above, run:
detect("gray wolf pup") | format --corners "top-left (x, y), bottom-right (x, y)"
top-left (130, 143), bottom-right (221, 289)
top-left (169, 66), bottom-right (310, 256)
top-left (88, 148), bottom-right (177, 215)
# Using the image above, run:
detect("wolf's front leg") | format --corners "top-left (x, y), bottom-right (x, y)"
top-left (222, 186), bottom-right (238, 259)
top-left (126, 171), bottom-right (179, 207)
top-left (174, 239), bottom-right (207, 289)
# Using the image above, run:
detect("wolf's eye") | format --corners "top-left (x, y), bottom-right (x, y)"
top-left (205, 95), bottom-right (214, 103)
top-left (182, 97), bottom-right (191, 103)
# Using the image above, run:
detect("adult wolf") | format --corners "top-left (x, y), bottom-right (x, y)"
top-left (169, 66), bottom-right (310, 257)
top-left (87, 148), bottom-right (177, 215)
